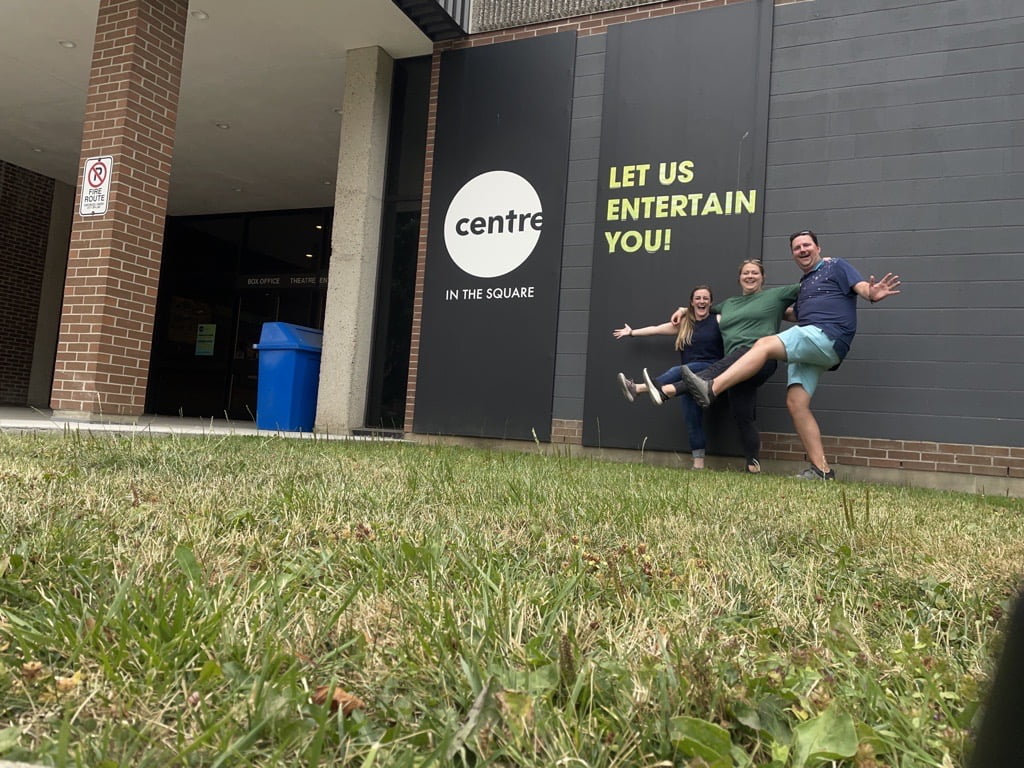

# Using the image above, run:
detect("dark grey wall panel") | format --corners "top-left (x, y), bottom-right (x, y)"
top-left (847, 333), bottom-right (1024, 364)
top-left (766, 174), bottom-right (1024, 212)
top-left (772, 118), bottom-right (1023, 158)
top-left (767, 149), bottom-right (1021, 187)
top-left (771, 200), bottom-right (1023, 233)
top-left (553, 33), bottom-right (607, 421)
top-left (774, 43), bottom-right (1024, 94)
top-left (770, 69), bottom-right (1024, 118)
top-left (766, 0), bottom-right (1024, 447)
top-left (773, 19), bottom-right (1024, 72)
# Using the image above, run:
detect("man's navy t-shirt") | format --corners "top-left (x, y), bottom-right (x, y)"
top-left (793, 257), bottom-right (864, 359)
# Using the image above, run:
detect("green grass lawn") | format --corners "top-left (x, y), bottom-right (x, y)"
top-left (1, 431), bottom-right (1022, 767)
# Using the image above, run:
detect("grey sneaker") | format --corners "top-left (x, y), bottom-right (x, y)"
top-left (617, 372), bottom-right (637, 403)
top-left (795, 464), bottom-right (835, 480)
top-left (641, 368), bottom-right (663, 406)
top-left (679, 365), bottom-right (715, 408)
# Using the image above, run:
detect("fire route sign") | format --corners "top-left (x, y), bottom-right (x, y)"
top-left (80, 156), bottom-right (113, 216)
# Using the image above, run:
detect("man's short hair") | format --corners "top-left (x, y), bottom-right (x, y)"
top-left (789, 229), bottom-right (819, 246)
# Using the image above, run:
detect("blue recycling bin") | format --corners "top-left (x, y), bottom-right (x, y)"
top-left (253, 322), bottom-right (323, 431)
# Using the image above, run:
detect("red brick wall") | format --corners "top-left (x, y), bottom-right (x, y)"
top-left (51, 0), bottom-right (188, 416)
top-left (0, 161), bottom-right (55, 405)
top-left (760, 433), bottom-right (1024, 480)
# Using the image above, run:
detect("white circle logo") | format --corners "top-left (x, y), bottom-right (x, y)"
top-left (444, 171), bottom-right (543, 278)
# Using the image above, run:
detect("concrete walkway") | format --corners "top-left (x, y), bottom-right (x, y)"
top-left (0, 407), bottom-right (355, 440)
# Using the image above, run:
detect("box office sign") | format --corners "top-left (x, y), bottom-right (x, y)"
top-left (414, 32), bottom-right (576, 441)
top-left (582, 1), bottom-right (774, 451)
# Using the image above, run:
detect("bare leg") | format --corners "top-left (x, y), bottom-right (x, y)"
top-left (711, 336), bottom-right (787, 397)
top-left (786, 384), bottom-right (829, 472)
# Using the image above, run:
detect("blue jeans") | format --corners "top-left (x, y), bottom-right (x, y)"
top-left (654, 361), bottom-right (712, 456)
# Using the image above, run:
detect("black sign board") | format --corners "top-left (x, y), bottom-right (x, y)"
top-left (413, 32), bottom-right (576, 440)
top-left (582, 1), bottom-right (774, 451)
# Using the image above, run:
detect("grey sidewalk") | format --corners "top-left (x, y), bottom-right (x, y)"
top-left (0, 407), bottom-right (353, 440)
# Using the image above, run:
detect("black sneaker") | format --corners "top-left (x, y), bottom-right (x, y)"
top-left (679, 366), bottom-right (715, 408)
top-left (795, 464), bottom-right (835, 480)
top-left (745, 459), bottom-right (761, 474)
top-left (617, 372), bottom-right (637, 403)
top-left (641, 368), bottom-right (663, 406)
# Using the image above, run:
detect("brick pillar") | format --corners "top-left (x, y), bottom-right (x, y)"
top-left (50, 0), bottom-right (187, 420)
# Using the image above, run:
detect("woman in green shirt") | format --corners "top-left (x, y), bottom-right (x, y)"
top-left (653, 259), bottom-right (798, 473)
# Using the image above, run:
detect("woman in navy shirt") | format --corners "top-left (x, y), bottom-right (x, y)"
top-left (613, 285), bottom-right (723, 469)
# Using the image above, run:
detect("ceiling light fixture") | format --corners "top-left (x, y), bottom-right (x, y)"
top-left (189, 9), bottom-right (209, 20)
top-left (32, 147), bottom-right (44, 153)
top-left (305, 253), bottom-right (314, 259)
top-left (214, 121), bottom-right (230, 129)
top-left (58, 40), bottom-right (77, 49)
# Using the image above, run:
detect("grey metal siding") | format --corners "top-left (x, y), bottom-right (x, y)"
top-left (763, 0), bottom-right (1024, 446)
top-left (549, 0), bottom-right (1024, 446)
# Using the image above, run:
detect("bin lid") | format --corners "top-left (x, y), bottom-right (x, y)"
top-left (253, 322), bottom-right (323, 352)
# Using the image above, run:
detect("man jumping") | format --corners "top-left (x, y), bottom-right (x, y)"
top-left (677, 230), bottom-right (901, 480)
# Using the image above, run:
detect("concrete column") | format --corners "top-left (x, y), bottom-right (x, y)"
top-left (50, 0), bottom-right (188, 421)
top-left (316, 47), bottom-right (393, 434)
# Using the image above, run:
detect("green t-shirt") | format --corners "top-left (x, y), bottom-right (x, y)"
top-left (712, 284), bottom-right (799, 353)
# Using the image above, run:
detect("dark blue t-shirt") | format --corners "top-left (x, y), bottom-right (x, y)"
top-left (794, 257), bottom-right (865, 359)
top-left (681, 315), bottom-right (724, 365)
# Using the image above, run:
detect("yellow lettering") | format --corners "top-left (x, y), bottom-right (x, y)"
top-left (701, 193), bottom-right (723, 216)
top-left (735, 189), bottom-right (756, 214)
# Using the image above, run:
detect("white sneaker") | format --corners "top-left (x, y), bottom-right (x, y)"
top-left (641, 368), bottom-right (663, 405)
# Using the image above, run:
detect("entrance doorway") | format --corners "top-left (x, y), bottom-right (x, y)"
top-left (147, 209), bottom-right (329, 420)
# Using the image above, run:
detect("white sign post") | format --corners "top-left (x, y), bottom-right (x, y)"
top-left (80, 156), bottom-right (113, 216)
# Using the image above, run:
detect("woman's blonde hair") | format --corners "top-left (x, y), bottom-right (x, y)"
top-left (675, 285), bottom-right (713, 351)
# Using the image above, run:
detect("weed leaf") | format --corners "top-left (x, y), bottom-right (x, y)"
top-left (791, 707), bottom-right (858, 768)
top-left (668, 716), bottom-right (732, 766)
top-left (447, 676), bottom-right (501, 761)
top-left (174, 544), bottom-right (203, 585)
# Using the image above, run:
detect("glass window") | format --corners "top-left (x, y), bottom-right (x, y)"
top-left (241, 210), bottom-right (328, 274)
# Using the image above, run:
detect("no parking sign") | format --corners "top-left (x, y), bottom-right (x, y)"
top-left (80, 156), bottom-right (113, 216)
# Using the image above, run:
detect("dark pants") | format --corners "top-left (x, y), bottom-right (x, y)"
top-left (697, 346), bottom-right (777, 465)
top-left (654, 361), bottom-right (712, 455)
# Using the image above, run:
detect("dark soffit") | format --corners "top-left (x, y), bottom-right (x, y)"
top-left (391, 0), bottom-right (470, 41)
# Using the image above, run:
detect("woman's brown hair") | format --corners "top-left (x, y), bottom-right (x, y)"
top-left (675, 285), bottom-right (713, 351)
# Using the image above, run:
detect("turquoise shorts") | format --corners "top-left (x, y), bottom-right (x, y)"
top-left (777, 325), bottom-right (840, 397)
